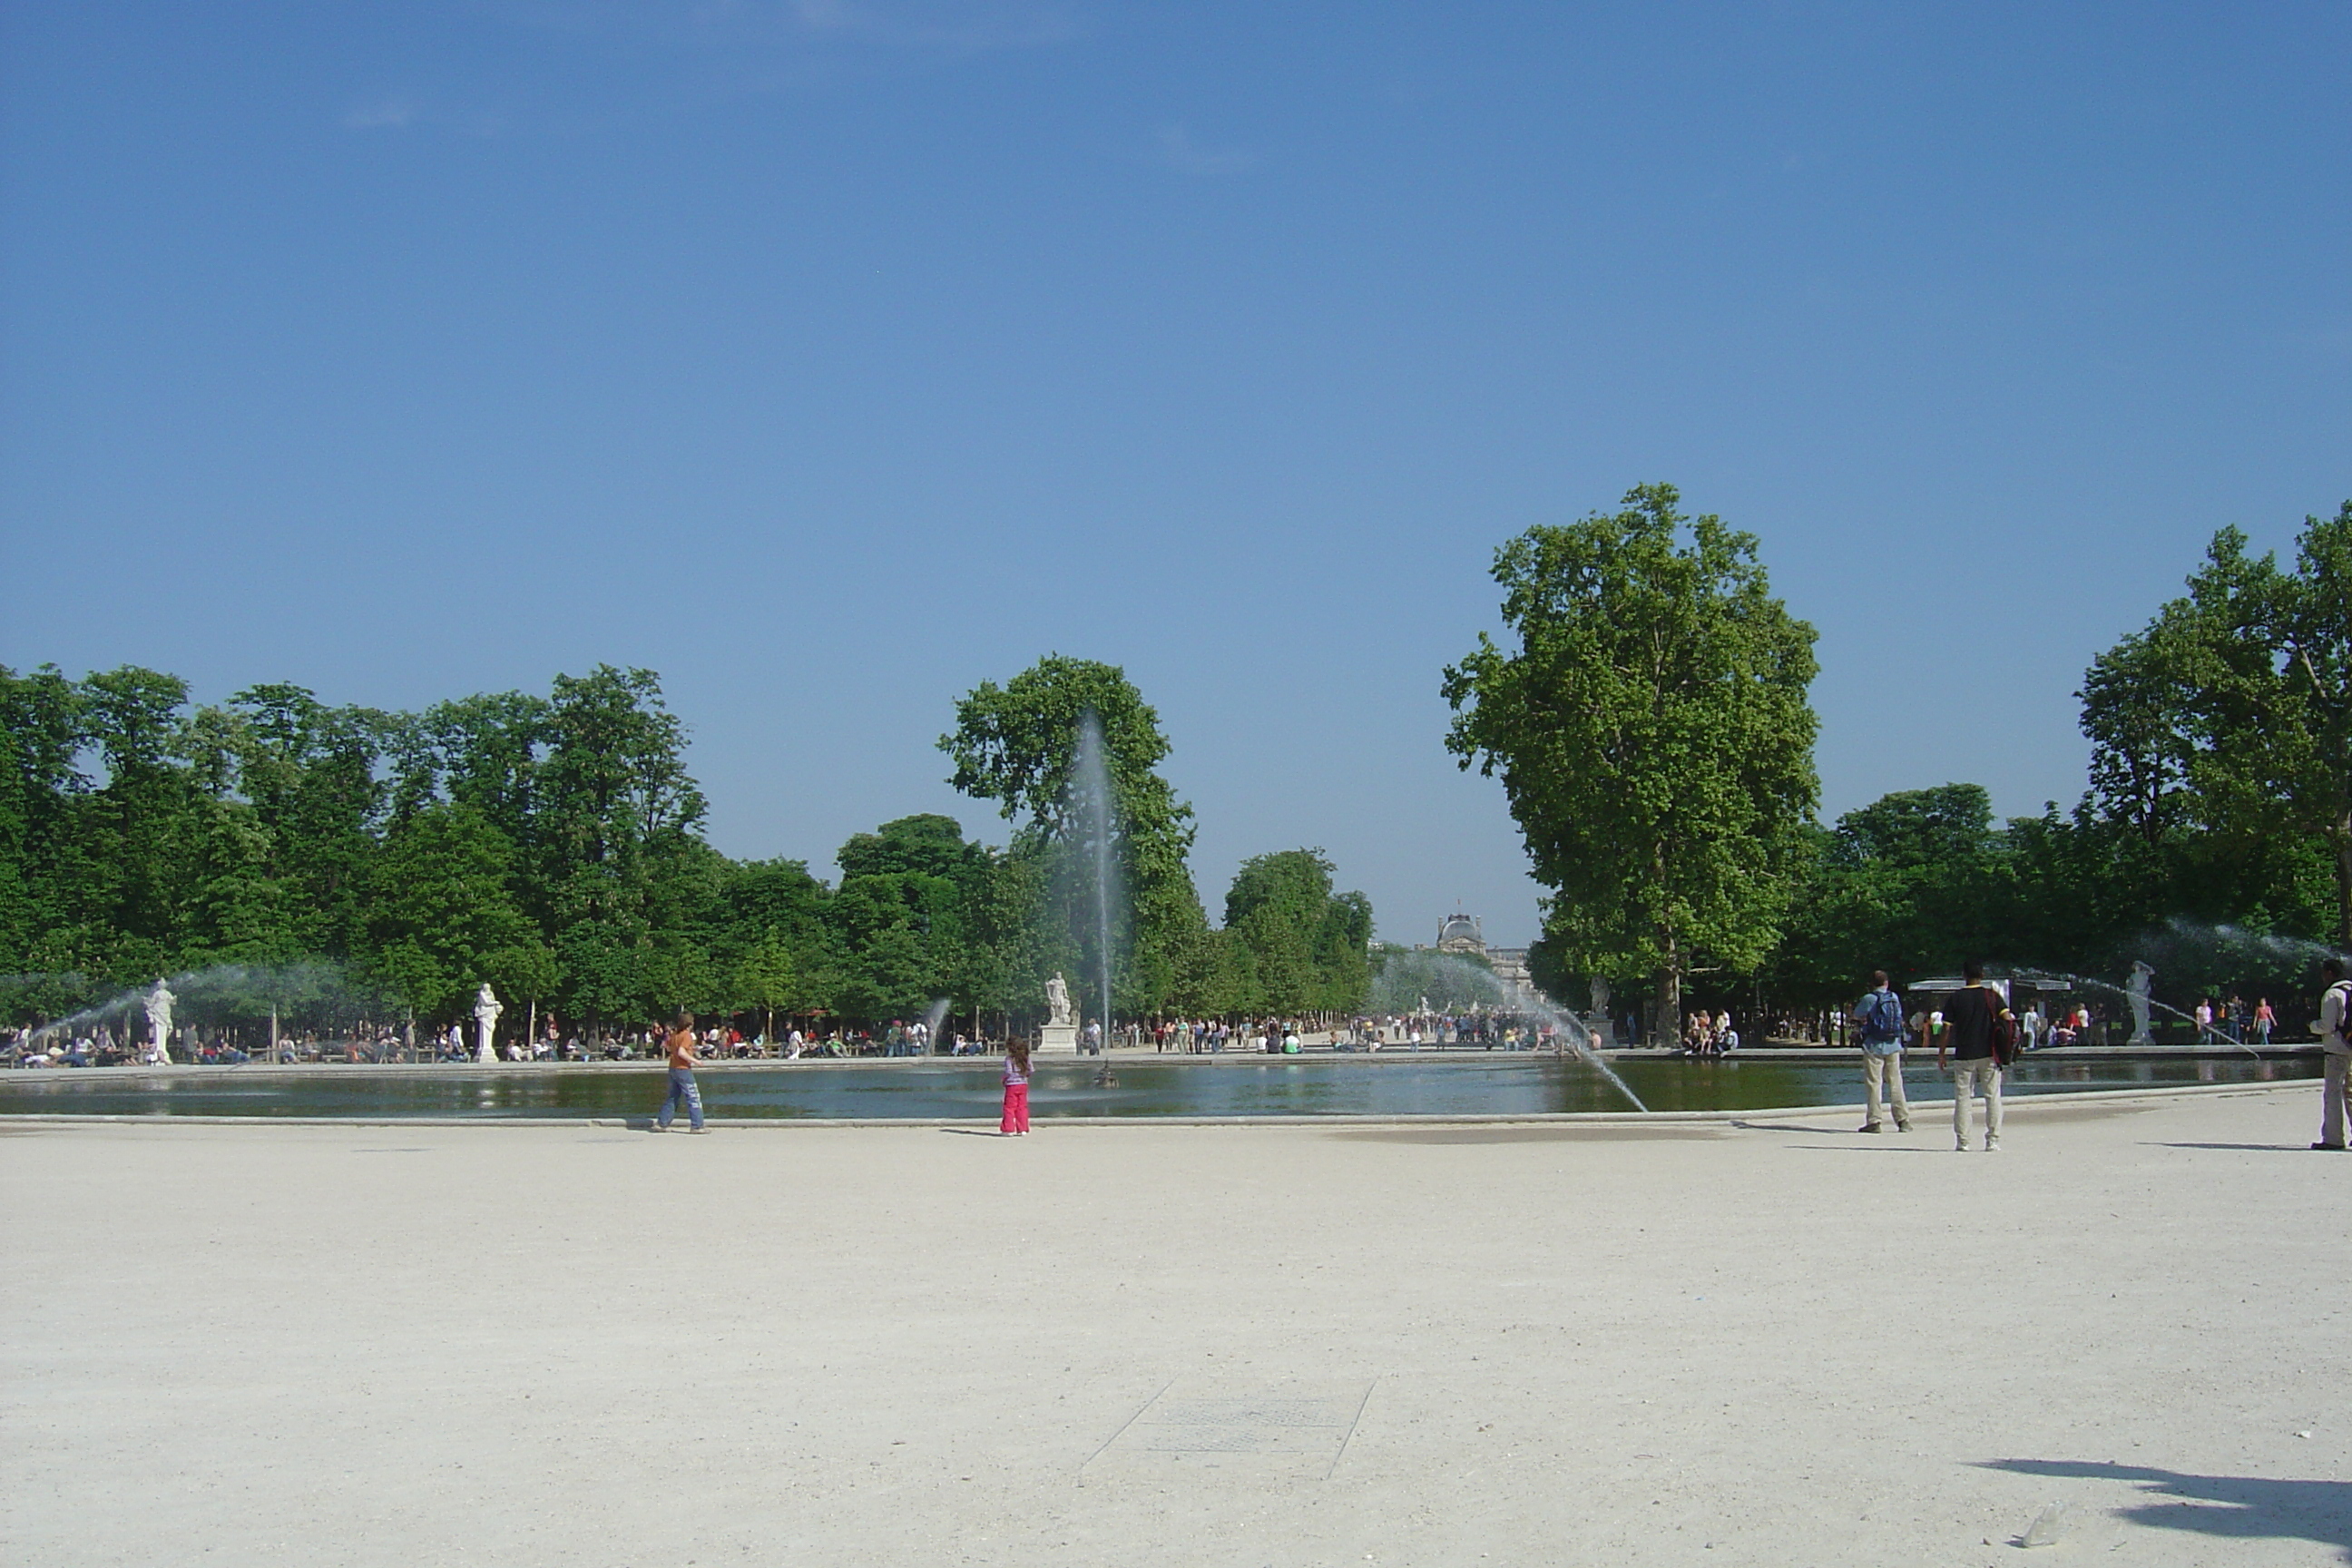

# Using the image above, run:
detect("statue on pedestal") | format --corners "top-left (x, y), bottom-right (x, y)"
top-left (143, 978), bottom-right (176, 1065)
top-left (2125, 961), bottom-right (2155, 1046)
top-left (1588, 976), bottom-right (1612, 1046)
top-left (1037, 971), bottom-right (1079, 1054)
top-left (474, 983), bottom-right (503, 1064)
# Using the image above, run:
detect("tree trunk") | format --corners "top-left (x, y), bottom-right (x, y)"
top-left (1653, 929), bottom-right (1682, 1049)
top-left (2336, 824), bottom-right (2352, 953)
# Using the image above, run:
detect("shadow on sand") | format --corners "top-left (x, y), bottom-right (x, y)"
top-left (1980, 1459), bottom-right (2352, 1559)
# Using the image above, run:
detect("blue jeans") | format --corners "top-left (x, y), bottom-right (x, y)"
top-left (658, 1068), bottom-right (704, 1130)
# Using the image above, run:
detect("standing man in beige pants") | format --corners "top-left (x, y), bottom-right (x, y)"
top-left (1852, 969), bottom-right (1912, 1132)
top-left (1936, 961), bottom-right (2014, 1152)
top-left (2313, 958), bottom-right (2351, 1151)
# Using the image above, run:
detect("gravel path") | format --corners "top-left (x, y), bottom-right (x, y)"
top-left (4, 1083), bottom-right (2345, 1566)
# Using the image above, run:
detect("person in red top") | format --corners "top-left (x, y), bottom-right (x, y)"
top-left (651, 1011), bottom-right (707, 1133)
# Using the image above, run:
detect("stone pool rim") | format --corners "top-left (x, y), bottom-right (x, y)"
top-left (0, 1075), bottom-right (2307, 1129)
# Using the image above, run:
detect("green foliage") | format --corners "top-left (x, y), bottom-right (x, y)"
top-left (2082, 504), bottom-right (2352, 946)
top-left (367, 802), bottom-right (548, 1017)
top-left (1220, 849), bottom-right (1372, 1014)
top-left (3, 645), bottom-right (1378, 1035)
top-left (1444, 484), bottom-right (1820, 1027)
top-left (941, 655), bottom-right (1210, 1016)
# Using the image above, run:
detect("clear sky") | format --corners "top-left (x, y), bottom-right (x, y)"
top-left (3, 2), bottom-right (2346, 946)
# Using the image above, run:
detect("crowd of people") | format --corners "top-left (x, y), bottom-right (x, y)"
top-left (2191, 995), bottom-right (2277, 1046)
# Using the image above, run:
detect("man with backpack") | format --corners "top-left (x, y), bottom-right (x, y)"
top-left (1852, 969), bottom-right (1912, 1133)
top-left (2313, 958), bottom-right (2352, 1151)
top-left (1936, 960), bottom-right (2018, 1152)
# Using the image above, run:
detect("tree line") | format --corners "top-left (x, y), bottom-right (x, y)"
top-left (16, 489), bottom-right (2339, 1043)
top-left (1445, 485), bottom-right (2352, 1031)
top-left (0, 657), bottom-right (1372, 1035)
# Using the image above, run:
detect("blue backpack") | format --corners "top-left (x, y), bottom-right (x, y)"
top-left (1860, 989), bottom-right (1905, 1044)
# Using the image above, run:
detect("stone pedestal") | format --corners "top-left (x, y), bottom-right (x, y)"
top-left (1037, 1024), bottom-right (1079, 1055)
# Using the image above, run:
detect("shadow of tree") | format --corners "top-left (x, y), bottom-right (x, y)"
top-left (1981, 1459), bottom-right (2352, 1558)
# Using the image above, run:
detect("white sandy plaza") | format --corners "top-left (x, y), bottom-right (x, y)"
top-left (4, 1084), bottom-right (2346, 1567)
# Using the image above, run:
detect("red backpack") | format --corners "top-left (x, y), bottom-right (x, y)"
top-left (1986, 989), bottom-right (2021, 1066)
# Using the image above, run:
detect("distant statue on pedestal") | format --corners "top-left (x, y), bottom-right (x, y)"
top-left (1037, 972), bottom-right (1079, 1054)
top-left (2125, 962), bottom-right (2155, 1046)
top-left (144, 978), bottom-right (176, 1065)
top-left (474, 983), bottom-right (503, 1064)
top-left (1588, 976), bottom-right (1612, 1045)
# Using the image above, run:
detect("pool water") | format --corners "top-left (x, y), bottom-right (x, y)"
top-left (0, 1053), bottom-right (2313, 1120)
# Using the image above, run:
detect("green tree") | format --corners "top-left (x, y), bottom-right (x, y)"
top-left (828, 815), bottom-right (970, 1024)
top-left (74, 666), bottom-right (204, 979)
top-left (732, 929), bottom-right (799, 1045)
top-left (0, 665), bottom-right (93, 1014)
top-left (2082, 504), bottom-right (2352, 946)
top-left (367, 802), bottom-right (549, 1023)
top-left (534, 666), bottom-right (709, 1024)
top-left (1443, 484), bottom-right (1820, 1034)
top-left (940, 656), bottom-right (1208, 1017)
top-left (1221, 849), bottom-right (1372, 1014)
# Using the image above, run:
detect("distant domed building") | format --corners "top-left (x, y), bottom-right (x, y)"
top-left (1436, 914), bottom-right (1485, 955)
top-left (1425, 912), bottom-right (1533, 995)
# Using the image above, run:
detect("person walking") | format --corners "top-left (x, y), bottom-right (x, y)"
top-left (652, 1010), bottom-right (706, 1133)
top-left (1853, 970), bottom-right (1912, 1133)
top-left (1936, 962), bottom-right (2015, 1152)
top-left (1000, 1039), bottom-right (1033, 1136)
top-left (2313, 961), bottom-right (2352, 1151)
top-left (2255, 997), bottom-right (2276, 1046)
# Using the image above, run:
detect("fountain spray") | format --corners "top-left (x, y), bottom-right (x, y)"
top-left (1073, 710), bottom-right (1120, 1085)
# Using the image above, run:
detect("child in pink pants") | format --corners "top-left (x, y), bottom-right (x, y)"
top-left (1000, 1041), bottom-right (1032, 1135)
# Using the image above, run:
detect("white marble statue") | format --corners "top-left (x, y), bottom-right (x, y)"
top-left (474, 982), bottom-right (504, 1064)
top-left (1588, 977), bottom-right (1612, 1044)
top-left (2125, 961), bottom-right (2155, 1046)
top-left (143, 978), bottom-right (175, 1065)
top-left (1045, 972), bottom-right (1073, 1027)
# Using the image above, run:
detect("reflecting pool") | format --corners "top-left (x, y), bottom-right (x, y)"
top-left (0, 1053), bottom-right (2314, 1121)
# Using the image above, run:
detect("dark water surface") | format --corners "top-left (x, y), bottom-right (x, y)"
top-left (0, 1054), bottom-right (2313, 1120)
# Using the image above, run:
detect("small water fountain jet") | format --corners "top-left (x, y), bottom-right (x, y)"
top-left (20, 960), bottom-right (384, 1062)
top-left (2014, 966), bottom-right (2265, 1059)
top-left (1069, 710), bottom-right (1121, 1087)
top-left (1370, 949), bottom-right (1648, 1112)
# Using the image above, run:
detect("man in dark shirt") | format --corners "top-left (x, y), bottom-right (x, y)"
top-left (1936, 959), bottom-right (2014, 1152)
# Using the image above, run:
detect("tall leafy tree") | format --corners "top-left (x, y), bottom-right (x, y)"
top-left (1221, 849), bottom-right (1373, 1014)
top-left (2082, 504), bottom-right (2352, 946)
top-left (829, 815), bottom-right (970, 1023)
top-left (941, 656), bottom-right (1208, 1017)
top-left (74, 666), bottom-right (207, 980)
top-left (1444, 485), bottom-right (1820, 1033)
top-left (0, 665), bottom-right (91, 1012)
top-left (534, 666), bottom-right (709, 1023)
top-left (367, 802), bottom-right (550, 1022)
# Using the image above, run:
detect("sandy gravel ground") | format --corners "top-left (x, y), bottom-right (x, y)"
top-left (4, 1085), bottom-right (2347, 1568)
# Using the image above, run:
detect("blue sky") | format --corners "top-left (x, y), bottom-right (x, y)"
top-left (3, 2), bottom-right (2346, 945)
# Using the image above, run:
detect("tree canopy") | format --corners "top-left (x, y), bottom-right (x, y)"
top-left (3, 657), bottom-right (1373, 1038)
top-left (1443, 484), bottom-right (1820, 1031)
top-left (2082, 504), bottom-right (2352, 946)
top-left (940, 655), bottom-right (1212, 1017)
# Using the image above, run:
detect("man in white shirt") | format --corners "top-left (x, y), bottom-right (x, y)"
top-left (2315, 959), bottom-right (2352, 1151)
